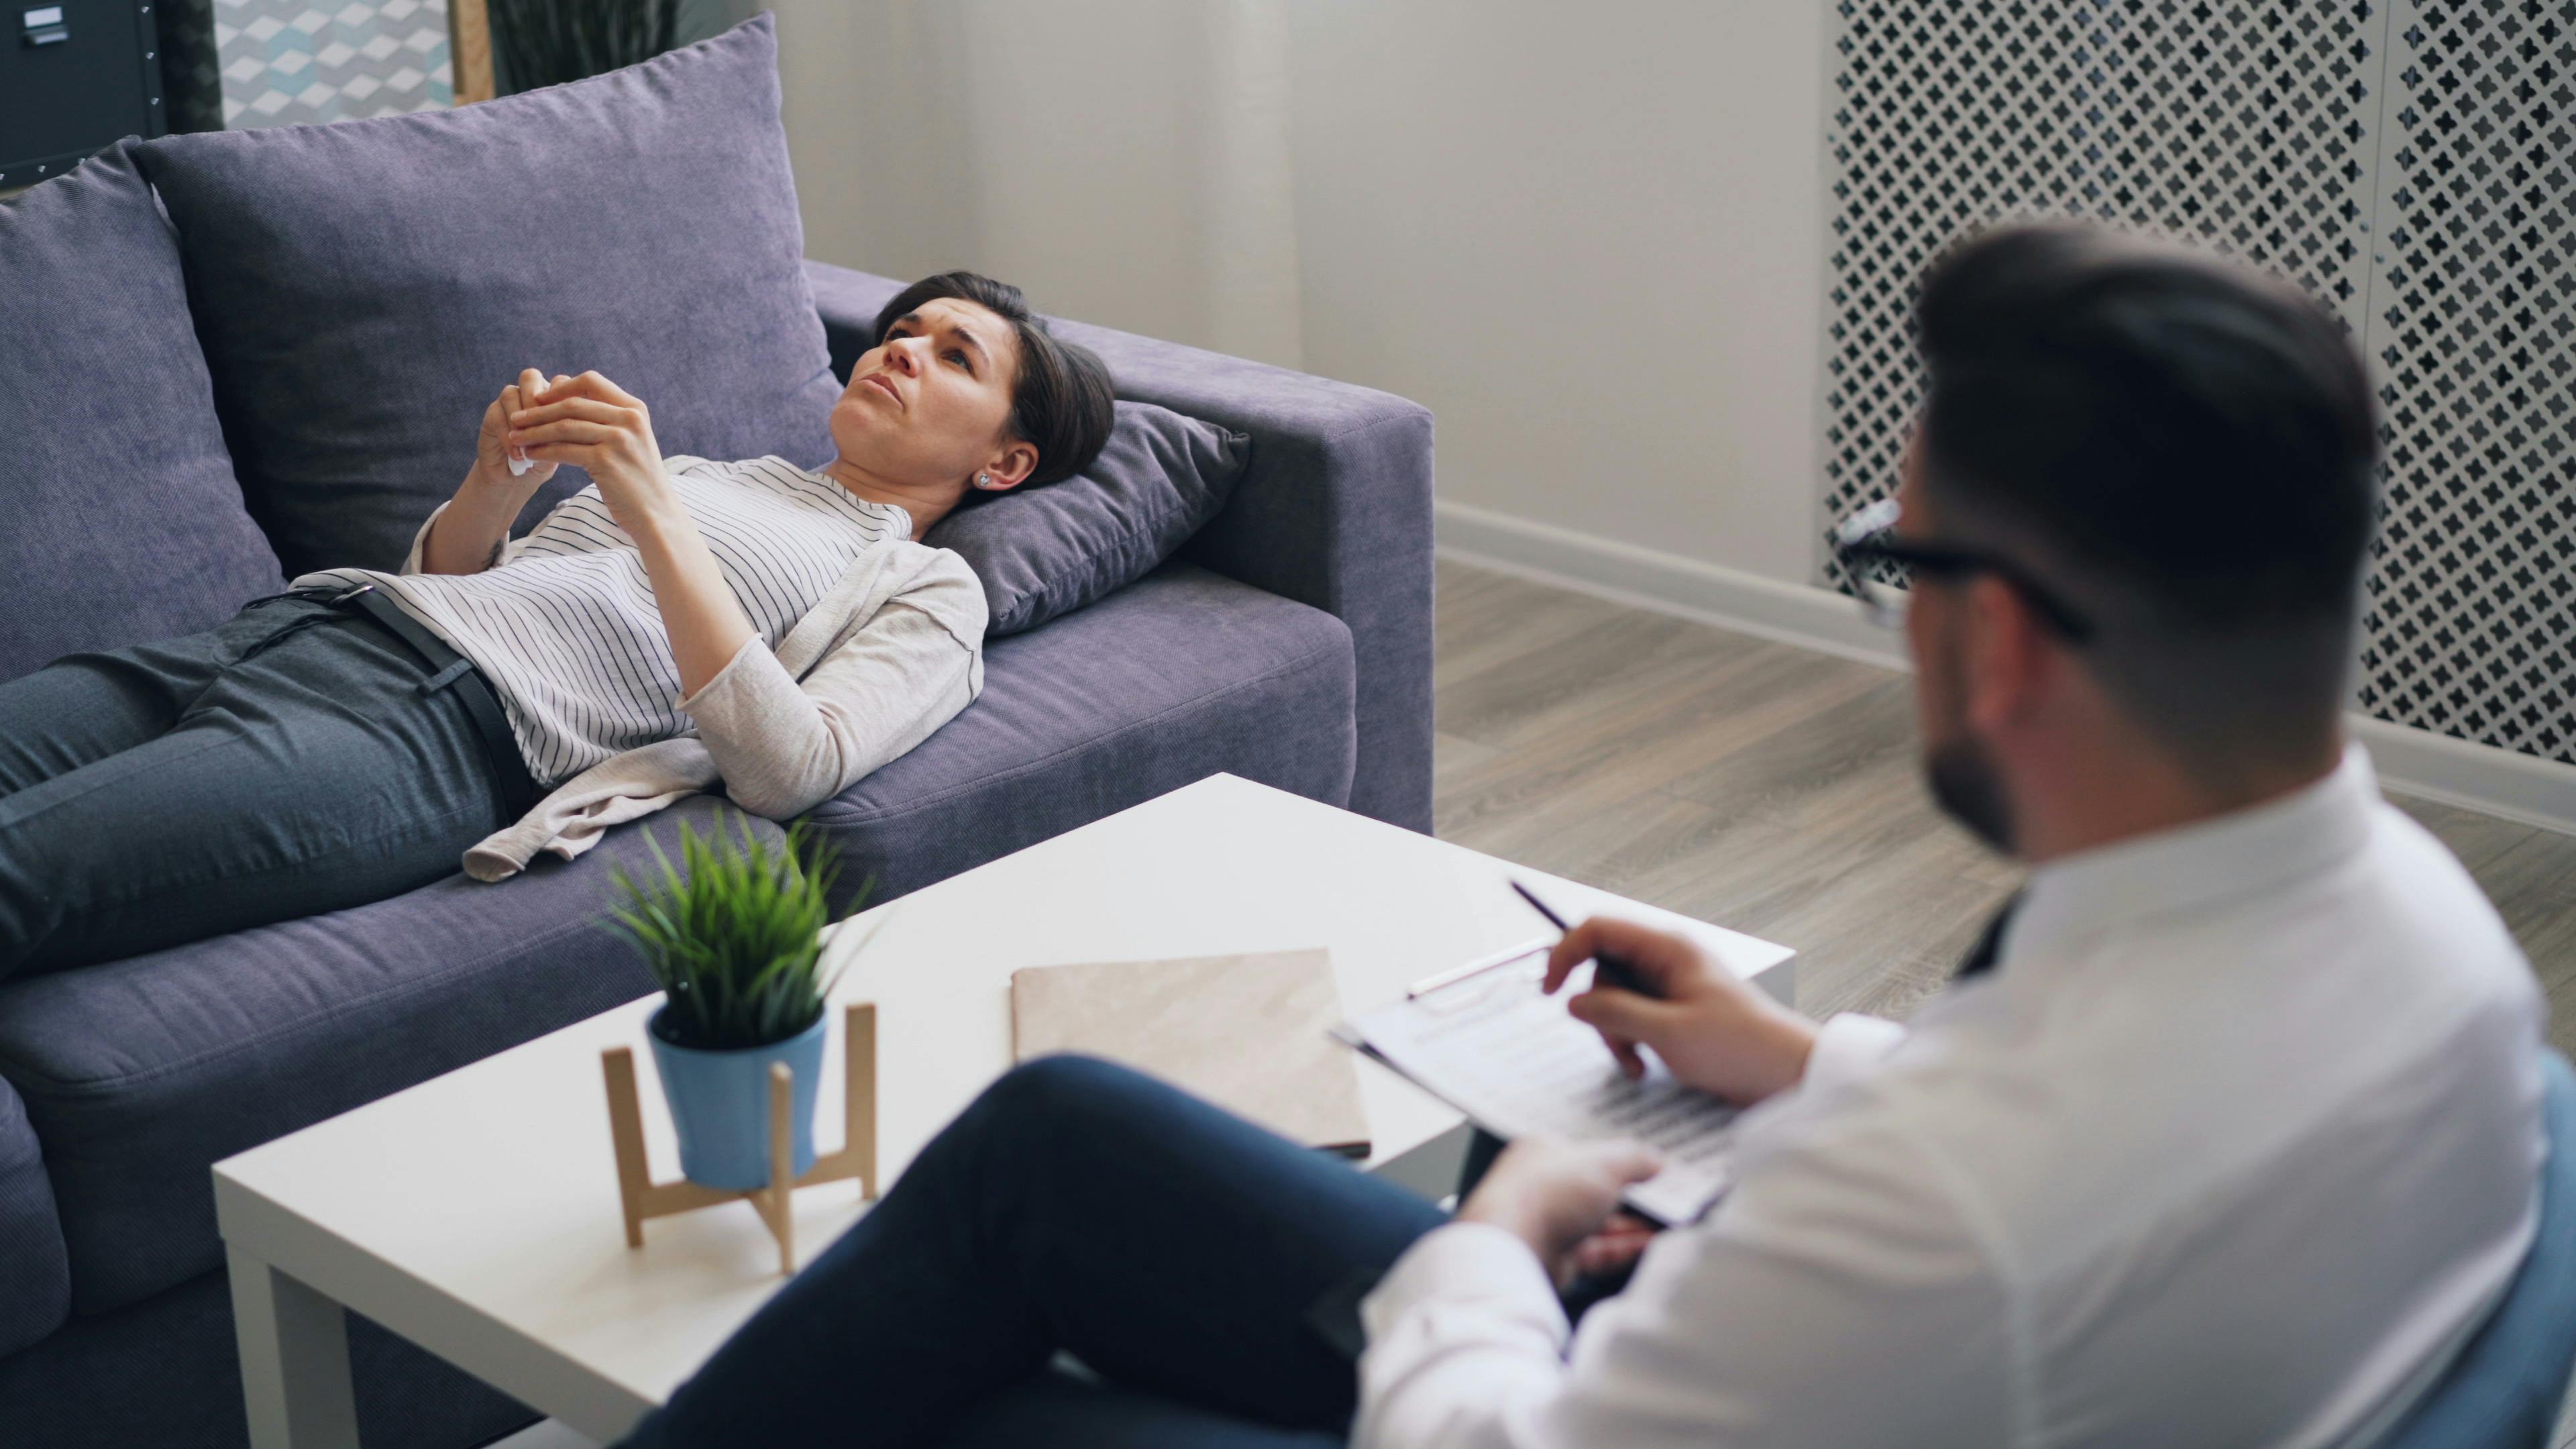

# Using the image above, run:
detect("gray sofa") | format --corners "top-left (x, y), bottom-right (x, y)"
top-left (0, 21), bottom-right (1431, 1448)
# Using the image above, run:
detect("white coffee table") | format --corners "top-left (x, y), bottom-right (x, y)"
top-left (214, 773), bottom-right (1795, 1448)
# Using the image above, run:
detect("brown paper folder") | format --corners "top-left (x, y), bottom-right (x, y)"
top-left (1010, 949), bottom-right (1370, 1156)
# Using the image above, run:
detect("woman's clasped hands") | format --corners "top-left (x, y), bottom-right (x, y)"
top-left (494, 368), bottom-right (679, 535)
top-left (475, 368), bottom-right (566, 488)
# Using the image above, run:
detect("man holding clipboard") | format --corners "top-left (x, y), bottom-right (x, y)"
top-left (617, 225), bottom-right (2546, 1448)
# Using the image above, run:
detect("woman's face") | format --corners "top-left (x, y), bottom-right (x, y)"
top-left (830, 297), bottom-right (1033, 491)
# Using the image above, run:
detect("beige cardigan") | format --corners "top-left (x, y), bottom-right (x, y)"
top-left (392, 496), bottom-right (987, 882)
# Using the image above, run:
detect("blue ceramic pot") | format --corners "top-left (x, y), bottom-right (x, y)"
top-left (647, 1006), bottom-right (826, 1190)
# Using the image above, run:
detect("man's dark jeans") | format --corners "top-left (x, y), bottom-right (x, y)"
top-left (0, 597), bottom-right (510, 976)
top-left (617, 1055), bottom-right (1454, 1449)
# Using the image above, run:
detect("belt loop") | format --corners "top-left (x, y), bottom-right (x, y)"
top-left (417, 659), bottom-right (474, 696)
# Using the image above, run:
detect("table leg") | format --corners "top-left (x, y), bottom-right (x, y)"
top-left (229, 1245), bottom-right (362, 1448)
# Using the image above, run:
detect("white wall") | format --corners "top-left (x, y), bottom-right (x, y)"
top-left (1284, 1), bottom-right (1831, 584)
top-left (770, 0), bottom-right (1305, 368)
top-left (767, 0), bottom-right (1831, 585)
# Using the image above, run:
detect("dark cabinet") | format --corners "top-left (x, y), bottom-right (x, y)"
top-left (1, 0), bottom-right (164, 187)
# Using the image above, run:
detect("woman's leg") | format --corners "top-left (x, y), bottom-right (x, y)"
top-left (0, 600), bottom-right (303, 798)
top-left (619, 1056), bottom-right (1450, 1449)
top-left (0, 606), bottom-right (512, 977)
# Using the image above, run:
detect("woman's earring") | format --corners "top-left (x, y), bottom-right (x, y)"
top-left (975, 473), bottom-right (993, 489)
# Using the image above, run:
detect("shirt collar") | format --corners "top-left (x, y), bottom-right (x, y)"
top-left (792, 462), bottom-right (914, 541)
top-left (1998, 745), bottom-right (2379, 974)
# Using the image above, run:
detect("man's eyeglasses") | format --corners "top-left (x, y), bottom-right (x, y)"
top-left (1831, 498), bottom-right (2096, 643)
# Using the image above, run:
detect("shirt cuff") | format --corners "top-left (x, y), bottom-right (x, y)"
top-left (677, 635), bottom-right (826, 807)
top-left (400, 500), bottom-right (452, 576)
top-left (679, 634), bottom-right (777, 714)
top-left (1362, 1221), bottom-right (1570, 1350)
top-left (1800, 1012), bottom-right (1909, 1099)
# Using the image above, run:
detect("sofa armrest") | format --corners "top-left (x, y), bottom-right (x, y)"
top-left (804, 260), bottom-right (1435, 830)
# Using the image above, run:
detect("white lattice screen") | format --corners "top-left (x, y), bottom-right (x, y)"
top-left (1821, 0), bottom-right (2575, 766)
top-left (2359, 1), bottom-right (2575, 761)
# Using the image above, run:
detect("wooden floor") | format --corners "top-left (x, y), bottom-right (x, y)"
top-left (1432, 557), bottom-right (2576, 1059)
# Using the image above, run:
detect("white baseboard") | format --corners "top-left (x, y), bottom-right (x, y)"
top-left (1435, 499), bottom-right (1909, 672)
top-left (1436, 498), bottom-right (2576, 837)
top-left (2345, 716), bottom-right (2576, 837)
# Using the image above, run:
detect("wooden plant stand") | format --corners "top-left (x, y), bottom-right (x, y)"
top-left (598, 1003), bottom-right (878, 1275)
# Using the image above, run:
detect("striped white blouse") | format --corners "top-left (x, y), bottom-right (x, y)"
top-left (294, 455), bottom-right (916, 786)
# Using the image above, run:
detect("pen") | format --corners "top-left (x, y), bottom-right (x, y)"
top-left (1511, 879), bottom-right (1656, 998)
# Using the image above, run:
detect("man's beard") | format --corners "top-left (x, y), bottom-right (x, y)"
top-left (1926, 734), bottom-right (2016, 853)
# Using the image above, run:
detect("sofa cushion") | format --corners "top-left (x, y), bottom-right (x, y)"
top-left (130, 15), bottom-right (838, 578)
top-left (0, 1073), bottom-right (69, 1357)
top-left (0, 796), bottom-right (785, 1316)
top-left (804, 561), bottom-right (1355, 904)
top-left (0, 141), bottom-right (283, 683)
top-left (0, 1267), bottom-right (535, 1449)
top-left (925, 401), bottom-right (1250, 636)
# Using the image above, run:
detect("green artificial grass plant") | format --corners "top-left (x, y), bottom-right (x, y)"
top-left (606, 813), bottom-right (865, 1052)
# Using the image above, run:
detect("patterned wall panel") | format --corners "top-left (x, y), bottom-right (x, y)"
top-left (206, 0), bottom-right (451, 126)
top-left (160, 0), bottom-right (233, 134)
top-left (1821, 0), bottom-right (2384, 570)
top-left (2355, 1), bottom-right (2576, 763)
top-left (1821, 0), bottom-right (2575, 767)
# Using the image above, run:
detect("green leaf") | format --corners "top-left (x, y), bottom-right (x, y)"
top-left (596, 809), bottom-right (860, 1050)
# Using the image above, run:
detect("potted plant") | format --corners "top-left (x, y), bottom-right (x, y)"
top-left (608, 813), bottom-right (859, 1191)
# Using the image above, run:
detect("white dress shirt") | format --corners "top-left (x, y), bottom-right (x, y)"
top-left (1357, 747), bottom-right (2545, 1448)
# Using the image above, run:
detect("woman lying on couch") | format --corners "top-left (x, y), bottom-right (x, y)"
top-left (0, 271), bottom-right (1113, 979)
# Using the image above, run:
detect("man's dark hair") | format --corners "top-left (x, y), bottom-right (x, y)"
top-left (872, 271), bottom-right (1116, 494)
top-left (1914, 221), bottom-right (2379, 782)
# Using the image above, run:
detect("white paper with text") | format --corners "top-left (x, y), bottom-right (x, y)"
top-left (1340, 951), bottom-right (1738, 1224)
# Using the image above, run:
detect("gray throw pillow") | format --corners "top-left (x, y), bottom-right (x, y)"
top-left (131, 16), bottom-right (837, 577)
top-left (0, 142), bottom-right (284, 682)
top-left (926, 401), bottom-right (1250, 636)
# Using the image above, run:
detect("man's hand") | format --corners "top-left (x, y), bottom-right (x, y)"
top-left (476, 368), bottom-right (568, 488)
top-left (505, 371), bottom-right (674, 534)
top-left (1457, 1138), bottom-right (1665, 1288)
top-left (1545, 917), bottom-right (1821, 1106)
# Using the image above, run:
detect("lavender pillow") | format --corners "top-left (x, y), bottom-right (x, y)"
top-left (131, 17), bottom-right (837, 576)
top-left (0, 142), bottom-right (283, 682)
top-left (926, 401), bottom-right (1249, 636)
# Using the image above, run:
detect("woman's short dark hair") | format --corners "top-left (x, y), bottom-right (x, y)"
top-left (872, 272), bottom-right (1116, 492)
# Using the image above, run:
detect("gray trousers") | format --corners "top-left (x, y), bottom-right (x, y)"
top-left (0, 597), bottom-right (514, 979)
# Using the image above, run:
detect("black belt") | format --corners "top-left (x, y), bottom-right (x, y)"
top-left (298, 582), bottom-right (539, 817)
